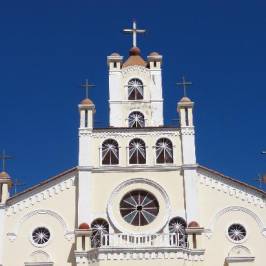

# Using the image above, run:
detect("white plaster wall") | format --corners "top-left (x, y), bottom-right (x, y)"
top-left (198, 170), bottom-right (266, 265)
top-left (3, 172), bottom-right (77, 266)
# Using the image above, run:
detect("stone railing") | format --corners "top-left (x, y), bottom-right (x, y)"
top-left (98, 233), bottom-right (188, 248)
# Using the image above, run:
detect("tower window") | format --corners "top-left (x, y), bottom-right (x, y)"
top-left (128, 78), bottom-right (143, 100)
top-left (102, 139), bottom-right (119, 165)
top-left (128, 111), bottom-right (145, 128)
top-left (169, 217), bottom-right (187, 247)
top-left (155, 138), bottom-right (173, 164)
top-left (91, 218), bottom-right (109, 248)
top-left (129, 138), bottom-right (146, 164)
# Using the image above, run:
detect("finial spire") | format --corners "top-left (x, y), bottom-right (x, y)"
top-left (0, 150), bottom-right (12, 172)
top-left (81, 79), bottom-right (95, 99)
top-left (177, 76), bottom-right (192, 97)
top-left (123, 20), bottom-right (146, 47)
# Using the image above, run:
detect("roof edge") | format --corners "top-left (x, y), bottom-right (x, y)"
top-left (7, 167), bottom-right (77, 204)
top-left (198, 165), bottom-right (266, 196)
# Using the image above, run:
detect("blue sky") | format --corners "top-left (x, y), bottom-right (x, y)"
top-left (0, 1), bottom-right (265, 193)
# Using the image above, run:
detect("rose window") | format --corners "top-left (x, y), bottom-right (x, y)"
top-left (32, 227), bottom-right (50, 245)
top-left (128, 111), bottom-right (145, 128)
top-left (120, 190), bottom-right (159, 226)
top-left (128, 78), bottom-right (144, 100)
top-left (228, 224), bottom-right (246, 242)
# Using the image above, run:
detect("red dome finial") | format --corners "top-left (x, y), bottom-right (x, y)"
top-left (79, 223), bottom-right (90, 230)
top-left (129, 47), bottom-right (141, 56)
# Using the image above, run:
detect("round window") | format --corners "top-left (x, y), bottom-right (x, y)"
top-left (120, 190), bottom-right (159, 226)
top-left (32, 227), bottom-right (51, 246)
top-left (228, 223), bottom-right (246, 242)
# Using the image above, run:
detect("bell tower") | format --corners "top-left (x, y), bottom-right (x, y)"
top-left (108, 21), bottom-right (164, 128)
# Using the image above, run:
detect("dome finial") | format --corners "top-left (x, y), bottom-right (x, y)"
top-left (123, 20), bottom-right (146, 48)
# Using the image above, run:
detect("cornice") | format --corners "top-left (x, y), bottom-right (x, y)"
top-left (91, 165), bottom-right (181, 173)
top-left (75, 247), bottom-right (205, 263)
top-left (80, 128), bottom-right (180, 138)
top-left (5, 176), bottom-right (76, 216)
top-left (198, 167), bottom-right (266, 206)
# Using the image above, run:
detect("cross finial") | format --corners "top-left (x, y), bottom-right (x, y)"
top-left (81, 79), bottom-right (95, 99)
top-left (176, 76), bottom-right (192, 97)
top-left (123, 20), bottom-right (146, 47)
top-left (0, 150), bottom-right (12, 172)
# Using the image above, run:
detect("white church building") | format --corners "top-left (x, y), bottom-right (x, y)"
top-left (0, 22), bottom-right (265, 266)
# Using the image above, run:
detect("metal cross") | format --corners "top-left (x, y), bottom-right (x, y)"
top-left (81, 79), bottom-right (95, 99)
top-left (0, 150), bottom-right (12, 172)
top-left (176, 76), bottom-right (192, 97)
top-left (254, 174), bottom-right (266, 189)
top-left (13, 178), bottom-right (26, 195)
top-left (123, 20), bottom-right (146, 47)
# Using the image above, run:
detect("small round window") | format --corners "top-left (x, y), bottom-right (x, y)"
top-left (32, 227), bottom-right (51, 246)
top-left (120, 190), bottom-right (159, 226)
top-left (228, 224), bottom-right (246, 242)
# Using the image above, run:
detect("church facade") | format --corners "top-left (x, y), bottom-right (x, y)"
top-left (0, 24), bottom-right (266, 266)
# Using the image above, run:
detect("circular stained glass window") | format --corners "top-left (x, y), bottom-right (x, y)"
top-left (228, 224), bottom-right (246, 242)
top-left (32, 227), bottom-right (50, 245)
top-left (120, 190), bottom-right (159, 226)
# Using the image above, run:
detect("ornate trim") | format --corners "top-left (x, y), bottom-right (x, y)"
top-left (7, 209), bottom-right (74, 242)
top-left (121, 65), bottom-right (150, 77)
top-left (6, 177), bottom-right (75, 216)
top-left (180, 127), bottom-right (195, 136)
top-left (205, 206), bottom-right (266, 238)
top-left (80, 131), bottom-right (180, 139)
top-left (198, 173), bottom-right (265, 209)
top-left (75, 247), bottom-right (205, 262)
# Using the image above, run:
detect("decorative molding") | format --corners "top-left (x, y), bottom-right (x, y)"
top-left (6, 177), bottom-right (75, 216)
top-left (75, 247), bottom-right (205, 263)
top-left (226, 245), bottom-right (255, 263)
top-left (80, 130), bottom-right (180, 138)
top-left (7, 209), bottom-right (74, 242)
top-left (121, 65), bottom-right (150, 77)
top-left (180, 127), bottom-right (195, 136)
top-left (92, 165), bottom-right (181, 173)
top-left (198, 172), bottom-right (265, 209)
top-left (205, 206), bottom-right (266, 238)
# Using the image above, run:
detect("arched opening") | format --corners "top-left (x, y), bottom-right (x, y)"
top-left (168, 217), bottom-right (187, 247)
top-left (129, 138), bottom-right (146, 164)
top-left (91, 218), bottom-right (109, 248)
top-left (155, 138), bottom-right (173, 164)
top-left (128, 111), bottom-right (145, 128)
top-left (128, 78), bottom-right (144, 100)
top-left (102, 139), bottom-right (119, 165)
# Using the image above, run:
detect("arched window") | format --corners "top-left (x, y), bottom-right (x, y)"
top-left (128, 78), bottom-right (144, 100)
top-left (128, 111), bottom-right (145, 128)
top-left (129, 138), bottom-right (146, 164)
top-left (155, 138), bottom-right (173, 164)
top-left (168, 217), bottom-right (187, 247)
top-left (102, 139), bottom-right (119, 165)
top-left (91, 218), bottom-right (109, 248)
